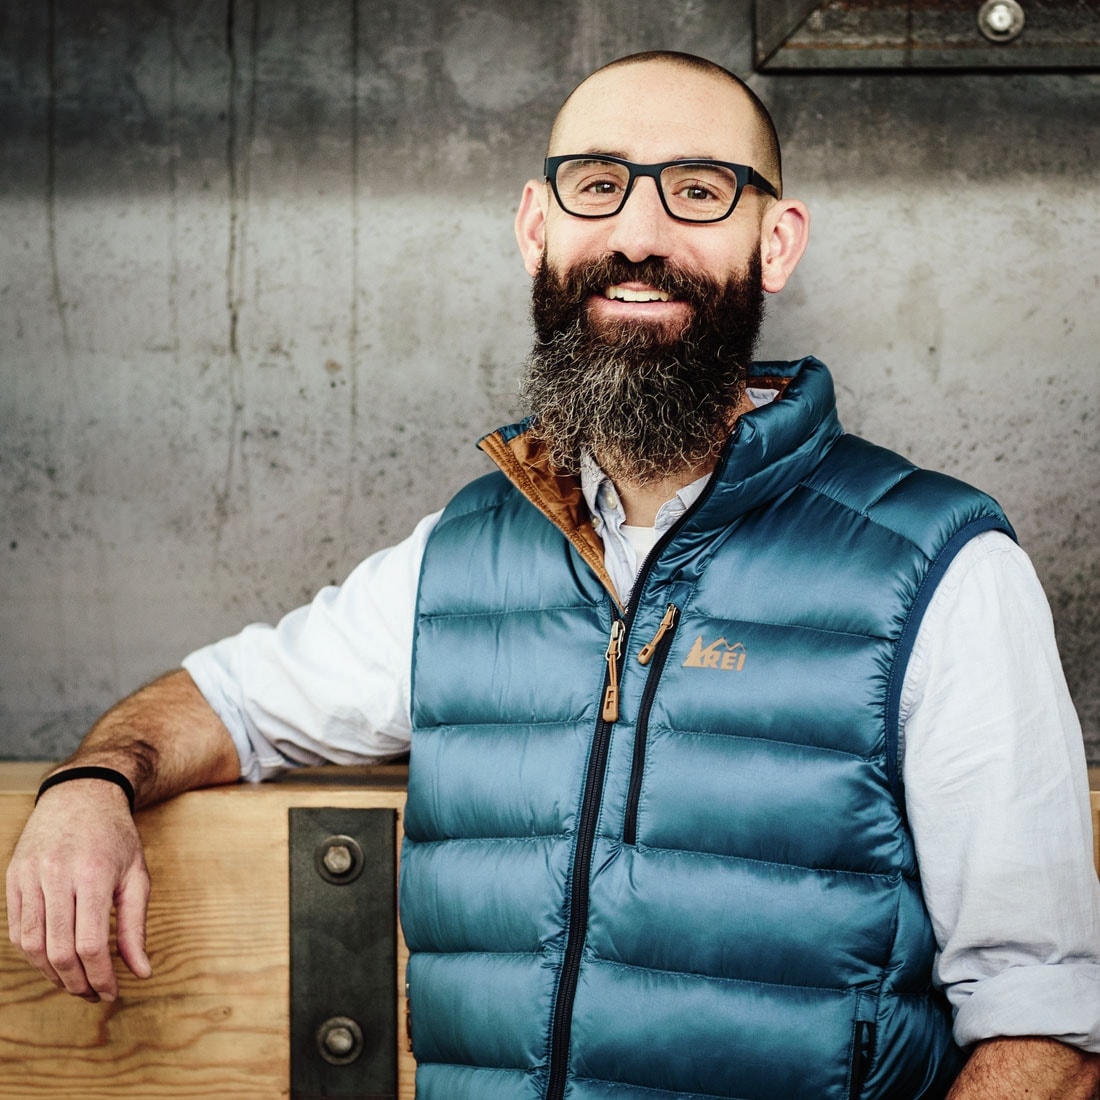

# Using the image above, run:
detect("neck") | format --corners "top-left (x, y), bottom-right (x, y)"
top-left (607, 388), bottom-right (756, 526)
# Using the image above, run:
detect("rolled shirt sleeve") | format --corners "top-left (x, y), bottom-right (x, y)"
top-left (182, 510), bottom-right (440, 781)
top-left (901, 531), bottom-right (1100, 1050)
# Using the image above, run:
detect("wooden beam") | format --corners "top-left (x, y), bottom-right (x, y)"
top-left (0, 763), bottom-right (414, 1099)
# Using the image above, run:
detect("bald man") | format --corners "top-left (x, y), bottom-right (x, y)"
top-left (8, 52), bottom-right (1100, 1100)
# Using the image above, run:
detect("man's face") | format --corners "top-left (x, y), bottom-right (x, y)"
top-left (533, 61), bottom-right (773, 337)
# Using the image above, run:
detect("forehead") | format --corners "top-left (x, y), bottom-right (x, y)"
top-left (549, 62), bottom-right (759, 163)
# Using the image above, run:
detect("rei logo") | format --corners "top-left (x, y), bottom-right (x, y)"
top-left (681, 636), bottom-right (747, 672)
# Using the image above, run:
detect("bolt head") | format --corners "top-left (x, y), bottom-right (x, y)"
top-left (977, 0), bottom-right (1025, 42)
top-left (988, 4), bottom-right (1013, 32)
top-left (322, 844), bottom-right (354, 876)
top-left (316, 1015), bottom-right (364, 1065)
top-left (323, 1026), bottom-right (354, 1056)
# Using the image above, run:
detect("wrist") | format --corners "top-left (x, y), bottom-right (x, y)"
top-left (36, 766), bottom-right (136, 812)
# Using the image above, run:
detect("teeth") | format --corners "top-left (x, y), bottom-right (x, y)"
top-left (605, 286), bottom-right (671, 303)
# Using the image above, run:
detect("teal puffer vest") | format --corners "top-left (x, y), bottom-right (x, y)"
top-left (400, 358), bottom-right (1013, 1100)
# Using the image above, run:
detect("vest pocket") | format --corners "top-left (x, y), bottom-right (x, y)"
top-left (848, 1013), bottom-right (877, 1100)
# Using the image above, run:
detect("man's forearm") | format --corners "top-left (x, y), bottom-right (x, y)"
top-left (946, 1037), bottom-right (1100, 1100)
top-left (48, 668), bottom-right (241, 808)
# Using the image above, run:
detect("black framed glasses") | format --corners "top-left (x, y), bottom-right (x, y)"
top-left (545, 154), bottom-right (779, 224)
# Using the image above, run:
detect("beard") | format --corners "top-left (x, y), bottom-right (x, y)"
top-left (519, 252), bottom-right (765, 487)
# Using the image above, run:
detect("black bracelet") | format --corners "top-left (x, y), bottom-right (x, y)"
top-left (35, 766), bottom-right (136, 813)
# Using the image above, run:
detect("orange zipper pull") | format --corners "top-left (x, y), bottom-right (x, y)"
top-left (637, 604), bottom-right (678, 665)
top-left (602, 620), bottom-right (625, 722)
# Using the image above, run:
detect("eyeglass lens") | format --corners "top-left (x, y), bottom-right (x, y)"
top-left (553, 158), bottom-right (743, 221)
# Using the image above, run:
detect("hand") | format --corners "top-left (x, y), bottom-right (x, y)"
top-left (5, 778), bottom-right (152, 1002)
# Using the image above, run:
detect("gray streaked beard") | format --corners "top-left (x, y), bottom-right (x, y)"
top-left (519, 253), bottom-right (765, 486)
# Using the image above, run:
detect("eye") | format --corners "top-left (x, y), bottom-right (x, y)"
top-left (679, 181), bottom-right (719, 202)
top-left (662, 164), bottom-right (739, 217)
top-left (583, 175), bottom-right (624, 196)
top-left (668, 172), bottom-right (734, 204)
top-left (554, 159), bottom-right (630, 211)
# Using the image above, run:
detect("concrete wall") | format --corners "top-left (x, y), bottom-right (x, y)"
top-left (2, 0), bottom-right (1097, 763)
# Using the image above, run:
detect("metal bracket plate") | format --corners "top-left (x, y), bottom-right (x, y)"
top-left (289, 807), bottom-right (398, 1100)
top-left (754, 0), bottom-right (1100, 71)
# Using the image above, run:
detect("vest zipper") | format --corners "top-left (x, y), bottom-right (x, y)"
top-left (601, 619), bottom-right (626, 722)
top-left (546, 616), bottom-right (625, 1100)
top-left (547, 468), bottom-right (722, 1098)
top-left (624, 604), bottom-right (679, 846)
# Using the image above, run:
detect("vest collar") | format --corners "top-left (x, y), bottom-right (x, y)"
top-left (477, 357), bottom-right (843, 598)
top-left (689, 356), bottom-right (843, 538)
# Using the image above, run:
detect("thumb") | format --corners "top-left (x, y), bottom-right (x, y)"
top-left (114, 864), bottom-right (152, 980)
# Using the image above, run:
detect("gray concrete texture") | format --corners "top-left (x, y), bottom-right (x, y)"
top-left (1, 0), bottom-right (1097, 763)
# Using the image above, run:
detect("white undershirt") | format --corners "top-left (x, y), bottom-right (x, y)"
top-left (619, 524), bottom-right (658, 562)
top-left (184, 515), bottom-right (1100, 1051)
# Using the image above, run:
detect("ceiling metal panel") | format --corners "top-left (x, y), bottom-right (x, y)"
top-left (754, 0), bottom-right (1100, 70)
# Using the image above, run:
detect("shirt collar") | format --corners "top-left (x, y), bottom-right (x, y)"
top-left (580, 452), bottom-right (712, 533)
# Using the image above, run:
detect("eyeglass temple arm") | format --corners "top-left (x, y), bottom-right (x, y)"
top-left (749, 168), bottom-right (779, 199)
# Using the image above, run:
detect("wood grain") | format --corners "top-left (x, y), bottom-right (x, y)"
top-left (0, 765), bottom-right (414, 1099)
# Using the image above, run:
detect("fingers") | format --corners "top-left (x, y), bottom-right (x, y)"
top-left (43, 859), bottom-right (153, 1001)
top-left (6, 878), bottom-right (65, 992)
top-left (42, 868), bottom-right (113, 1001)
top-left (114, 866), bottom-right (153, 981)
top-left (70, 873), bottom-right (120, 1001)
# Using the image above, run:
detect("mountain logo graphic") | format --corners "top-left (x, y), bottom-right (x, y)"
top-left (681, 636), bottom-right (747, 671)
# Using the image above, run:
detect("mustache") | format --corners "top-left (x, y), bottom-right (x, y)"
top-left (546, 254), bottom-right (716, 309)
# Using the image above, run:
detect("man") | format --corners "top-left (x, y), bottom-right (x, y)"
top-left (7, 51), bottom-right (1100, 1100)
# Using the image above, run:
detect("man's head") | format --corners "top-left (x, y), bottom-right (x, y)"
top-left (515, 52), bottom-right (809, 486)
top-left (547, 52), bottom-right (783, 201)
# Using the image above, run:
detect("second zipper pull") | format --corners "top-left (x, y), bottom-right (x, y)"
top-left (637, 604), bottom-right (678, 666)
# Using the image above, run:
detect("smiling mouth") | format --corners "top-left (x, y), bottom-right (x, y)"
top-left (603, 285), bottom-right (674, 303)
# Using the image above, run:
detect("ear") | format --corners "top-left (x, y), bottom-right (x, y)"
top-left (515, 179), bottom-right (548, 276)
top-left (759, 199), bottom-right (810, 294)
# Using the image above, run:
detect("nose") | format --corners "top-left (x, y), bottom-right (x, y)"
top-left (604, 175), bottom-right (675, 263)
